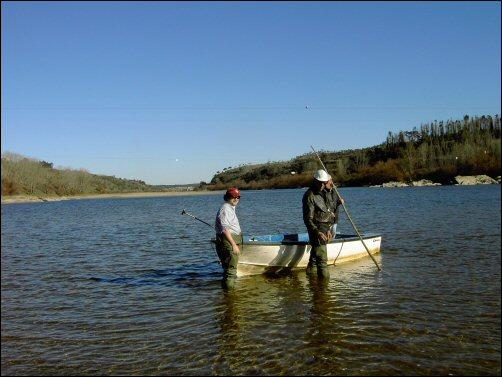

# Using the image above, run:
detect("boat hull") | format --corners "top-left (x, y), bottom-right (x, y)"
top-left (213, 233), bottom-right (382, 277)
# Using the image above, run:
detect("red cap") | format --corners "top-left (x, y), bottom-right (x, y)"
top-left (226, 187), bottom-right (241, 198)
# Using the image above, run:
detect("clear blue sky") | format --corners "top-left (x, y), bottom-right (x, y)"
top-left (2, 1), bottom-right (500, 184)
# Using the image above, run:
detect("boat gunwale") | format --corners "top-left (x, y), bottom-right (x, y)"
top-left (210, 233), bottom-right (382, 247)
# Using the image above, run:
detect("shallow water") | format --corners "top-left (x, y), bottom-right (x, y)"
top-left (1, 186), bottom-right (500, 375)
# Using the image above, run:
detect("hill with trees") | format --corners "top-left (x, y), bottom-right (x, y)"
top-left (203, 115), bottom-right (501, 190)
top-left (2, 115), bottom-right (500, 197)
top-left (1, 153), bottom-right (162, 197)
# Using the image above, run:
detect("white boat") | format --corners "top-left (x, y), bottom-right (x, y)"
top-left (212, 233), bottom-right (382, 277)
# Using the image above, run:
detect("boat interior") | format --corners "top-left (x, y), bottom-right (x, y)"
top-left (243, 233), bottom-right (380, 245)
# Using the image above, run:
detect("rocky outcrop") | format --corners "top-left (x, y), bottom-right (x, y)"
top-left (372, 179), bottom-right (441, 188)
top-left (410, 179), bottom-right (442, 187)
top-left (382, 181), bottom-right (409, 188)
top-left (454, 175), bottom-right (498, 185)
top-left (372, 175), bottom-right (499, 188)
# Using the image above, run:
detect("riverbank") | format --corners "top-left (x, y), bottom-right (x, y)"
top-left (1, 190), bottom-right (224, 205)
top-left (3, 174), bottom-right (500, 204)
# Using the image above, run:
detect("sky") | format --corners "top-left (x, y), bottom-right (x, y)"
top-left (2, 1), bottom-right (501, 185)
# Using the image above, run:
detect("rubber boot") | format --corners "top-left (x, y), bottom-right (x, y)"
top-left (222, 277), bottom-right (236, 290)
top-left (317, 266), bottom-right (330, 280)
top-left (306, 256), bottom-right (316, 275)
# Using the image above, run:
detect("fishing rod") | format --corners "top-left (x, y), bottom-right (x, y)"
top-left (181, 209), bottom-right (213, 228)
top-left (181, 209), bottom-right (222, 265)
top-left (310, 146), bottom-right (382, 271)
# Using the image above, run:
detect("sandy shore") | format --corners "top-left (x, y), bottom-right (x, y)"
top-left (1, 190), bottom-right (225, 204)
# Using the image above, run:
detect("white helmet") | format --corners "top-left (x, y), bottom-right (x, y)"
top-left (314, 169), bottom-right (331, 182)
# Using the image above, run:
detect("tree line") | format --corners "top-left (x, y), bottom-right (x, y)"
top-left (204, 114), bottom-right (501, 190)
top-left (2, 115), bottom-right (500, 197)
top-left (1, 153), bottom-right (160, 196)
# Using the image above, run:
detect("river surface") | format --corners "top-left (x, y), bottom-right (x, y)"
top-left (1, 186), bottom-right (501, 376)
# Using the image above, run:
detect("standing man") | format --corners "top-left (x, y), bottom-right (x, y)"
top-left (302, 170), bottom-right (344, 279)
top-left (215, 187), bottom-right (243, 289)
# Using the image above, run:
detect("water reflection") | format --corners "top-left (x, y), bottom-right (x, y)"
top-left (214, 290), bottom-right (240, 375)
top-left (214, 270), bottom-right (346, 375)
top-left (2, 186), bottom-right (500, 375)
top-left (304, 273), bottom-right (354, 374)
top-left (307, 274), bottom-right (331, 342)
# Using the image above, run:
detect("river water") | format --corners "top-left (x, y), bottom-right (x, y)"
top-left (1, 186), bottom-right (500, 375)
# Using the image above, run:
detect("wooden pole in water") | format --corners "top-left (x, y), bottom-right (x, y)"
top-left (310, 146), bottom-right (382, 271)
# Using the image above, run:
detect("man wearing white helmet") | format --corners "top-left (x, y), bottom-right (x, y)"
top-left (302, 169), bottom-right (344, 279)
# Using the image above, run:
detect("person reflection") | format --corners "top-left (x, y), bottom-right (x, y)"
top-left (306, 274), bottom-right (331, 347)
top-left (214, 290), bottom-right (241, 374)
top-left (220, 290), bottom-right (239, 338)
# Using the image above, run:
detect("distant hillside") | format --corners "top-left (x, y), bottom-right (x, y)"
top-left (203, 115), bottom-right (501, 190)
top-left (1, 153), bottom-right (164, 196)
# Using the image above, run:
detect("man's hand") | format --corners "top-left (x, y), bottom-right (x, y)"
top-left (223, 229), bottom-right (240, 255)
top-left (231, 244), bottom-right (240, 255)
top-left (318, 231), bottom-right (328, 242)
top-left (327, 230), bottom-right (333, 241)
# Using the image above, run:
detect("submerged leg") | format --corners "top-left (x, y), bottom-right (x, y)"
top-left (217, 236), bottom-right (239, 290)
top-left (222, 277), bottom-right (236, 290)
top-left (306, 232), bottom-right (318, 275)
top-left (306, 252), bottom-right (316, 275)
top-left (222, 252), bottom-right (239, 290)
top-left (315, 244), bottom-right (330, 279)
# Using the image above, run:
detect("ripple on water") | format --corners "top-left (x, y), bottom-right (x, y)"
top-left (1, 186), bottom-right (500, 375)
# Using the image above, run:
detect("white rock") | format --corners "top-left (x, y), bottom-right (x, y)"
top-left (410, 179), bottom-right (442, 187)
top-left (454, 175), bottom-right (498, 185)
top-left (382, 181), bottom-right (409, 188)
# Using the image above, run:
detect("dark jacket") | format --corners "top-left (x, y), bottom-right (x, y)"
top-left (302, 185), bottom-right (342, 234)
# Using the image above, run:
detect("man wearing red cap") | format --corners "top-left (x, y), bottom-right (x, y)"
top-left (215, 187), bottom-right (243, 289)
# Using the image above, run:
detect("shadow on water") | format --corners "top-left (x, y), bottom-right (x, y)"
top-left (88, 261), bottom-right (222, 289)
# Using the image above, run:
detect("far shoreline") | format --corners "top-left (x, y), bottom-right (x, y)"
top-left (1, 190), bottom-right (225, 205)
top-left (2, 179), bottom-right (499, 205)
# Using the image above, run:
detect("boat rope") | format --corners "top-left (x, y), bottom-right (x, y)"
top-left (333, 241), bottom-right (344, 265)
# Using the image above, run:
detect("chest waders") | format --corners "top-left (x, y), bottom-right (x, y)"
top-left (215, 233), bottom-right (243, 289)
top-left (306, 222), bottom-right (333, 279)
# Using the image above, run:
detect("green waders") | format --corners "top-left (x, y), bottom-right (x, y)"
top-left (215, 233), bottom-right (243, 289)
top-left (306, 223), bottom-right (331, 279)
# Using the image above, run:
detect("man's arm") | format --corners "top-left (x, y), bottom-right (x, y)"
top-left (303, 193), bottom-right (330, 242)
top-left (302, 194), bottom-right (318, 233)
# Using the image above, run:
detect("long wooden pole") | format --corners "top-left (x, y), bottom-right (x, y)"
top-left (310, 146), bottom-right (382, 271)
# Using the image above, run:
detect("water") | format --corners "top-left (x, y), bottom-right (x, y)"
top-left (1, 186), bottom-right (500, 375)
